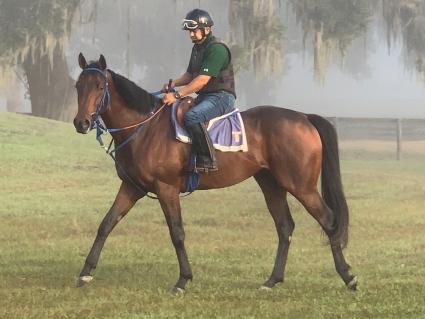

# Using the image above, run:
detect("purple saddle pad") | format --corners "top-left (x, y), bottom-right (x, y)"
top-left (171, 103), bottom-right (248, 152)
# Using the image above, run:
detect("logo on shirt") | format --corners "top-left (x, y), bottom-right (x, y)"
top-left (203, 68), bottom-right (209, 72)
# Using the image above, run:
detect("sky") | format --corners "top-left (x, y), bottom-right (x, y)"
top-left (279, 41), bottom-right (425, 118)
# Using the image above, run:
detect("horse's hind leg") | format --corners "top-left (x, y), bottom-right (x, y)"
top-left (77, 182), bottom-right (143, 287)
top-left (254, 170), bottom-right (295, 289)
top-left (296, 190), bottom-right (357, 289)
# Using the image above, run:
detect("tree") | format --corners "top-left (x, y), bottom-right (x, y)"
top-left (290, 0), bottom-right (372, 84)
top-left (383, 0), bottom-right (425, 85)
top-left (228, 0), bottom-right (285, 80)
top-left (0, 0), bottom-right (81, 121)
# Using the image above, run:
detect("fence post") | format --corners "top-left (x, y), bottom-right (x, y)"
top-left (396, 119), bottom-right (402, 160)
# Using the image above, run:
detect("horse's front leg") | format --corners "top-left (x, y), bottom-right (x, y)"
top-left (77, 182), bottom-right (143, 287)
top-left (156, 181), bottom-right (192, 294)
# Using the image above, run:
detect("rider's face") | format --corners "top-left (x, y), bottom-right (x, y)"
top-left (189, 28), bottom-right (203, 42)
top-left (189, 27), bottom-right (210, 43)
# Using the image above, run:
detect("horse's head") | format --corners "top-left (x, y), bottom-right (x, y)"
top-left (74, 53), bottom-right (109, 134)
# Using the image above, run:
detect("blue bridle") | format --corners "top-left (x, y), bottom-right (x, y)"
top-left (81, 67), bottom-right (111, 119)
top-left (81, 66), bottom-right (156, 155)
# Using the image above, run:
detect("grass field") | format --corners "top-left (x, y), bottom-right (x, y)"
top-left (1, 112), bottom-right (425, 318)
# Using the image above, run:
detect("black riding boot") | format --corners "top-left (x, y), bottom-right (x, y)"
top-left (186, 123), bottom-right (218, 173)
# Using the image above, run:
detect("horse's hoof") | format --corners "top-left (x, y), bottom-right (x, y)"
top-left (260, 278), bottom-right (282, 290)
top-left (170, 286), bottom-right (185, 295)
top-left (77, 275), bottom-right (93, 287)
top-left (259, 285), bottom-right (272, 291)
top-left (347, 276), bottom-right (358, 290)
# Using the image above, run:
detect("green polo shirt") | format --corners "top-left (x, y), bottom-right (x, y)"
top-left (187, 34), bottom-right (230, 77)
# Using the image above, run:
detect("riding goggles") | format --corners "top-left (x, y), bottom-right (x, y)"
top-left (182, 19), bottom-right (199, 30)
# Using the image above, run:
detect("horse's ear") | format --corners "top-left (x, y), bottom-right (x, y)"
top-left (99, 54), bottom-right (107, 70)
top-left (78, 53), bottom-right (87, 69)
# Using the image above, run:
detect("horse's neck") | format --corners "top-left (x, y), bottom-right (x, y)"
top-left (102, 101), bottom-right (144, 131)
top-left (100, 72), bottom-right (171, 143)
top-left (101, 78), bottom-right (148, 130)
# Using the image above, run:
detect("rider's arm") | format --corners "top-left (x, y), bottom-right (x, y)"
top-left (173, 72), bottom-right (193, 87)
top-left (162, 72), bottom-right (193, 92)
top-left (162, 74), bottom-right (211, 105)
top-left (162, 44), bottom-right (228, 104)
top-left (177, 75), bottom-right (211, 97)
top-left (178, 43), bottom-right (228, 97)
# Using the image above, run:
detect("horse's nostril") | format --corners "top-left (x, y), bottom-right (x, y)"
top-left (84, 119), bottom-right (91, 129)
top-left (74, 117), bottom-right (91, 133)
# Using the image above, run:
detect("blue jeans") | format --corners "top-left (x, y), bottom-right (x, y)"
top-left (184, 91), bottom-right (236, 127)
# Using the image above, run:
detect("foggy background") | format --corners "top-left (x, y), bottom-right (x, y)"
top-left (0, 0), bottom-right (425, 121)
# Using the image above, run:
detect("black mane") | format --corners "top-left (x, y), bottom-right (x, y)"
top-left (109, 70), bottom-right (160, 114)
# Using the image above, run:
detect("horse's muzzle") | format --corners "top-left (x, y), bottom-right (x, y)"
top-left (74, 117), bottom-right (92, 134)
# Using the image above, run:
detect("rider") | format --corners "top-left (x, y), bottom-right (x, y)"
top-left (162, 9), bottom-right (236, 173)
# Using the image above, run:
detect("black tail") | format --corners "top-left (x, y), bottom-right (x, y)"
top-left (307, 114), bottom-right (349, 248)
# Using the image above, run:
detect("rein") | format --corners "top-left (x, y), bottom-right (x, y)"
top-left (82, 67), bottom-right (167, 199)
top-left (96, 104), bottom-right (166, 200)
top-left (93, 102), bottom-right (167, 154)
top-left (82, 67), bottom-right (166, 153)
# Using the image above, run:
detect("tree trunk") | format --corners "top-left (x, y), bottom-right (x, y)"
top-left (22, 45), bottom-right (76, 122)
top-left (6, 82), bottom-right (21, 113)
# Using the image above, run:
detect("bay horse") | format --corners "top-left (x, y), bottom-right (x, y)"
top-left (73, 53), bottom-right (357, 293)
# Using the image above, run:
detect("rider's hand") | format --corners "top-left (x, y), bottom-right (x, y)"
top-left (162, 81), bottom-right (175, 93)
top-left (162, 92), bottom-right (177, 105)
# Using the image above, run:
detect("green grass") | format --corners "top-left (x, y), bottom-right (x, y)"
top-left (1, 112), bottom-right (425, 318)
